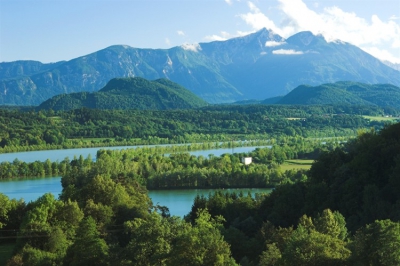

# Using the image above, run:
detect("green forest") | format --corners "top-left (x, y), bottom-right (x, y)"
top-left (275, 81), bottom-right (400, 108)
top-left (2, 10), bottom-right (400, 264)
top-left (2, 121), bottom-right (400, 265)
top-left (1, 102), bottom-right (400, 265)
top-left (38, 77), bottom-right (209, 111)
top-left (0, 104), bottom-right (397, 153)
top-left (0, 137), bottom-right (327, 183)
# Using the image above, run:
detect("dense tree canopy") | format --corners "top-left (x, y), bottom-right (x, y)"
top-left (2, 112), bottom-right (400, 264)
top-left (0, 104), bottom-right (395, 153)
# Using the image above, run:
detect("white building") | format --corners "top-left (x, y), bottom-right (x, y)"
top-left (241, 157), bottom-right (252, 165)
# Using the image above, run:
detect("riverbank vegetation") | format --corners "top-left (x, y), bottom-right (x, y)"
top-left (0, 136), bottom-right (336, 185)
top-left (186, 122), bottom-right (400, 264)
top-left (2, 122), bottom-right (400, 265)
top-left (0, 104), bottom-right (396, 153)
top-left (1, 103), bottom-right (399, 264)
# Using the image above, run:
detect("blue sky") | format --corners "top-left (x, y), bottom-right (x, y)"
top-left (1, 0), bottom-right (399, 64)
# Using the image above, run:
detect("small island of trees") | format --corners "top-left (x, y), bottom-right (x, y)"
top-left (1, 120), bottom-right (400, 265)
top-left (2, 49), bottom-right (400, 265)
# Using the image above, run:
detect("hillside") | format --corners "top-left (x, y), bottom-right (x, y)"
top-left (275, 81), bottom-right (400, 108)
top-left (38, 77), bottom-right (208, 111)
top-left (1, 29), bottom-right (400, 105)
top-left (254, 122), bottom-right (400, 232)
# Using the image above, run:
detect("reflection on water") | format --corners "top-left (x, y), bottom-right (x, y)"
top-left (148, 188), bottom-right (272, 217)
top-left (0, 145), bottom-right (271, 217)
top-left (0, 176), bottom-right (62, 203)
top-left (0, 176), bottom-right (271, 217)
top-left (0, 145), bottom-right (269, 163)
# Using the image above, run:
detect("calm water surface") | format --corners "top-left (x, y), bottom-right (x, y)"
top-left (0, 145), bottom-right (268, 163)
top-left (148, 188), bottom-right (272, 217)
top-left (0, 176), bottom-right (271, 217)
top-left (0, 145), bottom-right (271, 217)
top-left (0, 145), bottom-right (155, 163)
top-left (0, 177), bottom-right (63, 202)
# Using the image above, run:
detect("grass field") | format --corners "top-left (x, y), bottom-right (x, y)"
top-left (285, 159), bottom-right (315, 164)
top-left (280, 159), bottom-right (314, 171)
top-left (0, 243), bottom-right (15, 265)
top-left (363, 115), bottom-right (400, 122)
top-left (280, 164), bottom-right (312, 171)
top-left (286, 117), bottom-right (304, 120)
top-left (49, 116), bottom-right (63, 120)
top-left (49, 116), bottom-right (66, 124)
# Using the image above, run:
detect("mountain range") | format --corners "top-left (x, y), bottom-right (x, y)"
top-left (1, 28), bottom-right (400, 105)
top-left (37, 77), bottom-right (208, 111)
top-left (262, 81), bottom-right (400, 109)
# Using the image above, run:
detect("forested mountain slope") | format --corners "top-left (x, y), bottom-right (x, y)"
top-left (186, 121), bottom-right (400, 264)
top-left (38, 77), bottom-right (209, 111)
top-left (275, 81), bottom-right (400, 108)
top-left (1, 29), bottom-right (399, 105)
top-left (250, 122), bottom-right (400, 232)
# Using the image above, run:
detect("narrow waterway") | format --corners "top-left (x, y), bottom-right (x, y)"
top-left (0, 145), bottom-right (269, 163)
top-left (0, 145), bottom-right (271, 217)
top-left (0, 176), bottom-right (271, 217)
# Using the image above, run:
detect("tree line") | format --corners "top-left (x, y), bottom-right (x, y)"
top-left (184, 123), bottom-right (400, 264)
top-left (2, 123), bottom-right (400, 264)
top-left (0, 104), bottom-right (395, 153)
top-left (0, 137), bottom-right (340, 190)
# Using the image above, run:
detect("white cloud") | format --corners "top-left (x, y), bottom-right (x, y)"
top-left (238, 1), bottom-right (283, 35)
top-left (235, 0), bottom-right (400, 63)
top-left (265, 41), bottom-right (286, 47)
top-left (278, 0), bottom-right (324, 35)
top-left (361, 46), bottom-right (400, 64)
top-left (225, 0), bottom-right (232, 5)
top-left (205, 35), bottom-right (228, 41)
top-left (273, 49), bottom-right (303, 55)
top-left (181, 43), bottom-right (202, 52)
top-left (205, 31), bottom-right (245, 41)
top-left (177, 30), bottom-right (185, 36)
top-left (165, 38), bottom-right (171, 46)
top-left (393, 39), bottom-right (400, 48)
top-left (390, 15), bottom-right (400, 20)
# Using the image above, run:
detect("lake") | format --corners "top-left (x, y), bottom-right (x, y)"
top-left (0, 145), bottom-right (271, 217)
top-left (0, 145), bottom-right (269, 163)
top-left (148, 188), bottom-right (272, 217)
top-left (0, 176), bottom-right (63, 203)
top-left (0, 176), bottom-right (272, 217)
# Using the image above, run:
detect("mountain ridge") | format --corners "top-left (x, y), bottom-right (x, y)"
top-left (1, 28), bottom-right (399, 105)
top-left (273, 81), bottom-right (400, 108)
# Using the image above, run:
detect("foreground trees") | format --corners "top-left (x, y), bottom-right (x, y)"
top-left (123, 210), bottom-right (236, 265)
top-left (259, 210), bottom-right (351, 266)
top-left (64, 217), bottom-right (109, 266)
top-left (350, 219), bottom-right (400, 265)
top-left (3, 122), bottom-right (400, 265)
top-left (6, 186), bottom-right (400, 266)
